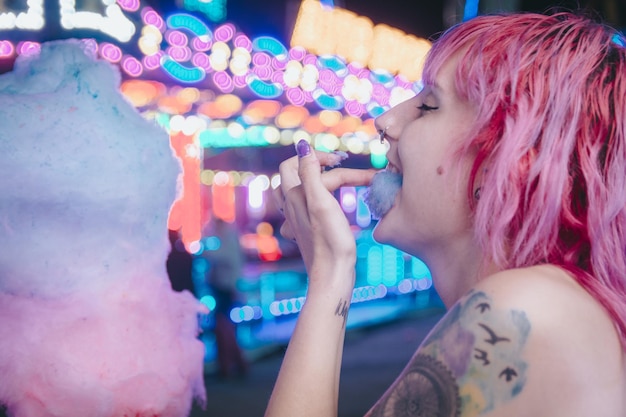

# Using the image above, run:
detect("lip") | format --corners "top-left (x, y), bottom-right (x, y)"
top-left (385, 161), bottom-right (402, 174)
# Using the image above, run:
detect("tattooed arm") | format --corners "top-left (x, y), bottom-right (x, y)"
top-left (365, 265), bottom-right (626, 417)
top-left (365, 289), bottom-right (529, 417)
top-left (265, 143), bottom-right (375, 417)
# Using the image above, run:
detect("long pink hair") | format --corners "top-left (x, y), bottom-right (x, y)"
top-left (423, 13), bottom-right (626, 347)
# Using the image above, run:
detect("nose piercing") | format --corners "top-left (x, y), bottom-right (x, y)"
top-left (378, 127), bottom-right (388, 144)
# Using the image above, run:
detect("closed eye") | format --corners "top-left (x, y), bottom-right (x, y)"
top-left (418, 103), bottom-right (438, 112)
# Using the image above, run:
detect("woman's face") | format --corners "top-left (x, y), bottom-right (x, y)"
top-left (372, 56), bottom-right (478, 258)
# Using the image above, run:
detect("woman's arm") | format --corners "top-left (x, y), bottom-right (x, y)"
top-left (264, 141), bottom-right (375, 417)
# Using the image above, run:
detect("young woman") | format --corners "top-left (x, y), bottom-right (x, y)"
top-left (267, 12), bottom-right (626, 416)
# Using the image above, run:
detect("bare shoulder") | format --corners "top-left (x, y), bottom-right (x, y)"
top-left (366, 265), bottom-right (626, 417)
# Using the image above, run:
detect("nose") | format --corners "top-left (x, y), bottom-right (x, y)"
top-left (374, 95), bottom-right (418, 143)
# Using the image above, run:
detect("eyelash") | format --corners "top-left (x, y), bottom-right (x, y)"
top-left (418, 104), bottom-right (438, 112)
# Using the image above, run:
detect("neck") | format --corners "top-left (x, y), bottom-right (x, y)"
top-left (420, 237), bottom-right (499, 308)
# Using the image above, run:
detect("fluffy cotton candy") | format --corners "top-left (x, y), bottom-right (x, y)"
top-left (365, 170), bottom-right (403, 219)
top-left (0, 276), bottom-right (206, 417)
top-left (0, 39), bottom-right (207, 416)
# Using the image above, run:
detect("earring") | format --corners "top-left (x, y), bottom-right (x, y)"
top-left (474, 187), bottom-right (482, 200)
top-left (378, 127), bottom-right (388, 144)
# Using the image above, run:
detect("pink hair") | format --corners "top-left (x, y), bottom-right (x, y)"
top-left (423, 13), bottom-right (626, 347)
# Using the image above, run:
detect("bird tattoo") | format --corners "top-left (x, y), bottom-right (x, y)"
top-left (478, 323), bottom-right (511, 345)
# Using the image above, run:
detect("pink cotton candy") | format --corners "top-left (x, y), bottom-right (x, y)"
top-left (0, 275), bottom-right (207, 417)
top-left (0, 39), bottom-right (207, 416)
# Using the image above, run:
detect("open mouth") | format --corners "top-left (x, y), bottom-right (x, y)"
top-left (364, 169), bottom-right (403, 219)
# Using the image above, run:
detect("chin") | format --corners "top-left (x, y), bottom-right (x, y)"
top-left (372, 215), bottom-right (394, 245)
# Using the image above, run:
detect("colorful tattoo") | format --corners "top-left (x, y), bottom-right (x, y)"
top-left (368, 291), bottom-right (530, 417)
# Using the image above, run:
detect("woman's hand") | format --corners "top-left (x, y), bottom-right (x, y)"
top-left (265, 141), bottom-right (377, 417)
top-left (275, 140), bottom-right (376, 289)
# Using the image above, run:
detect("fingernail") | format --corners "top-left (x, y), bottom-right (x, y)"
top-left (328, 150), bottom-right (349, 168)
top-left (332, 150), bottom-right (349, 161)
top-left (296, 140), bottom-right (310, 158)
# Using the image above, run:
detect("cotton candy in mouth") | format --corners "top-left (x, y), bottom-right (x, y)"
top-left (364, 170), bottom-right (403, 219)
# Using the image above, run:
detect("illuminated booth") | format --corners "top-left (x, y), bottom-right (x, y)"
top-left (0, 0), bottom-right (438, 349)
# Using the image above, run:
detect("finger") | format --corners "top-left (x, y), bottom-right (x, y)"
top-left (279, 149), bottom-right (347, 192)
top-left (279, 220), bottom-right (294, 241)
top-left (271, 178), bottom-right (285, 214)
top-left (295, 140), bottom-right (327, 198)
top-left (319, 168), bottom-right (378, 192)
top-left (278, 155), bottom-right (301, 191)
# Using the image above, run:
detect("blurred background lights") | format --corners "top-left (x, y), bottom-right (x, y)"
top-left (199, 295), bottom-right (216, 311)
top-left (183, 0), bottom-right (226, 23)
top-left (167, 13), bottom-right (211, 37)
top-left (248, 175), bottom-right (270, 212)
top-left (0, 41), bottom-right (14, 57)
top-left (59, 0), bottom-right (136, 42)
top-left (356, 188), bottom-right (372, 228)
top-left (213, 170), bottom-right (230, 186)
top-left (121, 55), bottom-right (143, 76)
top-left (117, 0), bottom-right (140, 12)
top-left (340, 187), bottom-right (357, 213)
top-left (270, 173), bottom-right (281, 190)
top-left (169, 114), bottom-right (186, 132)
top-left (0, 0), bottom-right (44, 30)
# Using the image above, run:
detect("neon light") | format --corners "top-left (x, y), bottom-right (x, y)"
top-left (356, 188), bottom-right (372, 228)
top-left (16, 41), bottom-right (40, 56)
top-left (367, 246), bottom-right (383, 285)
top-left (142, 52), bottom-right (162, 70)
top-left (288, 46), bottom-right (306, 61)
top-left (100, 42), bottom-right (123, 63)
top-left (166, 13), bottom-right (211, 38)
top-left (199, 295), bottom-right (216, 311)
top-left (161, 57), bottom-right (206, 83)
top-left (252, 52), bottom-right (271, 67)
top-left (0, 0), bottom-right (44, 30)
top-left (214, 23), bottom-right (236, 42)
top-left (344, 100), bottom-right (363, 117)
top-left (0, 41), bottom-right (14, 57)
top-left (191, 52), bottom-right (211, 70)
top-left (121, 55), bottom-right (143, 76)
top-left (141, 8), bottom-right (165, 30)
top-left (318, 55), bottom-right (347, 74)
top-left (366, 103), bottom-right (386, 118)
top-left (167, 45), bottom-right (192, 62)
top-left (247, 76), bottom-right (284, 98)
top-left (248, 175), bottom-right (269, 210)
top-left (370, 153), bottom-right (387, 169)
top-left (233, 34), bottom-right (252, 51)
top-left (117, 0), bottom-right (140, 12)
top-left (198, 127), bottom-right (270, 148)
top-left (270, 70), bottom-right (285, 87)
top-left (191, 36), bottom-right (212, 52)
top-left (252, 65), bottom-right (272, 79)
top-left (59, 0), bottom-right (136, 42)
top-left (233, 74), bottom-right (248, 88)
top-left (463, 0), bottom-right (479, 20)
top-left (252, 36), bottom-right (288, 58)
top-left (183, 0), bottom-right (226, 23)
top-left (271, 56), bottom-right (287, 70)
top-left (411, 257), bottom-right (431, 279)
top-left (340, 187), bottom-right (357, 213)
top-left (286, 87), bottom-right (306, 106)
top-left (382, 245), bottom-right (401, 286)
top-left (312, 90), bottom-right (344, 110)
top-left (165, 30), bottom-right (188, 47)
top-left (213, 70), bottom-right (234, 92)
